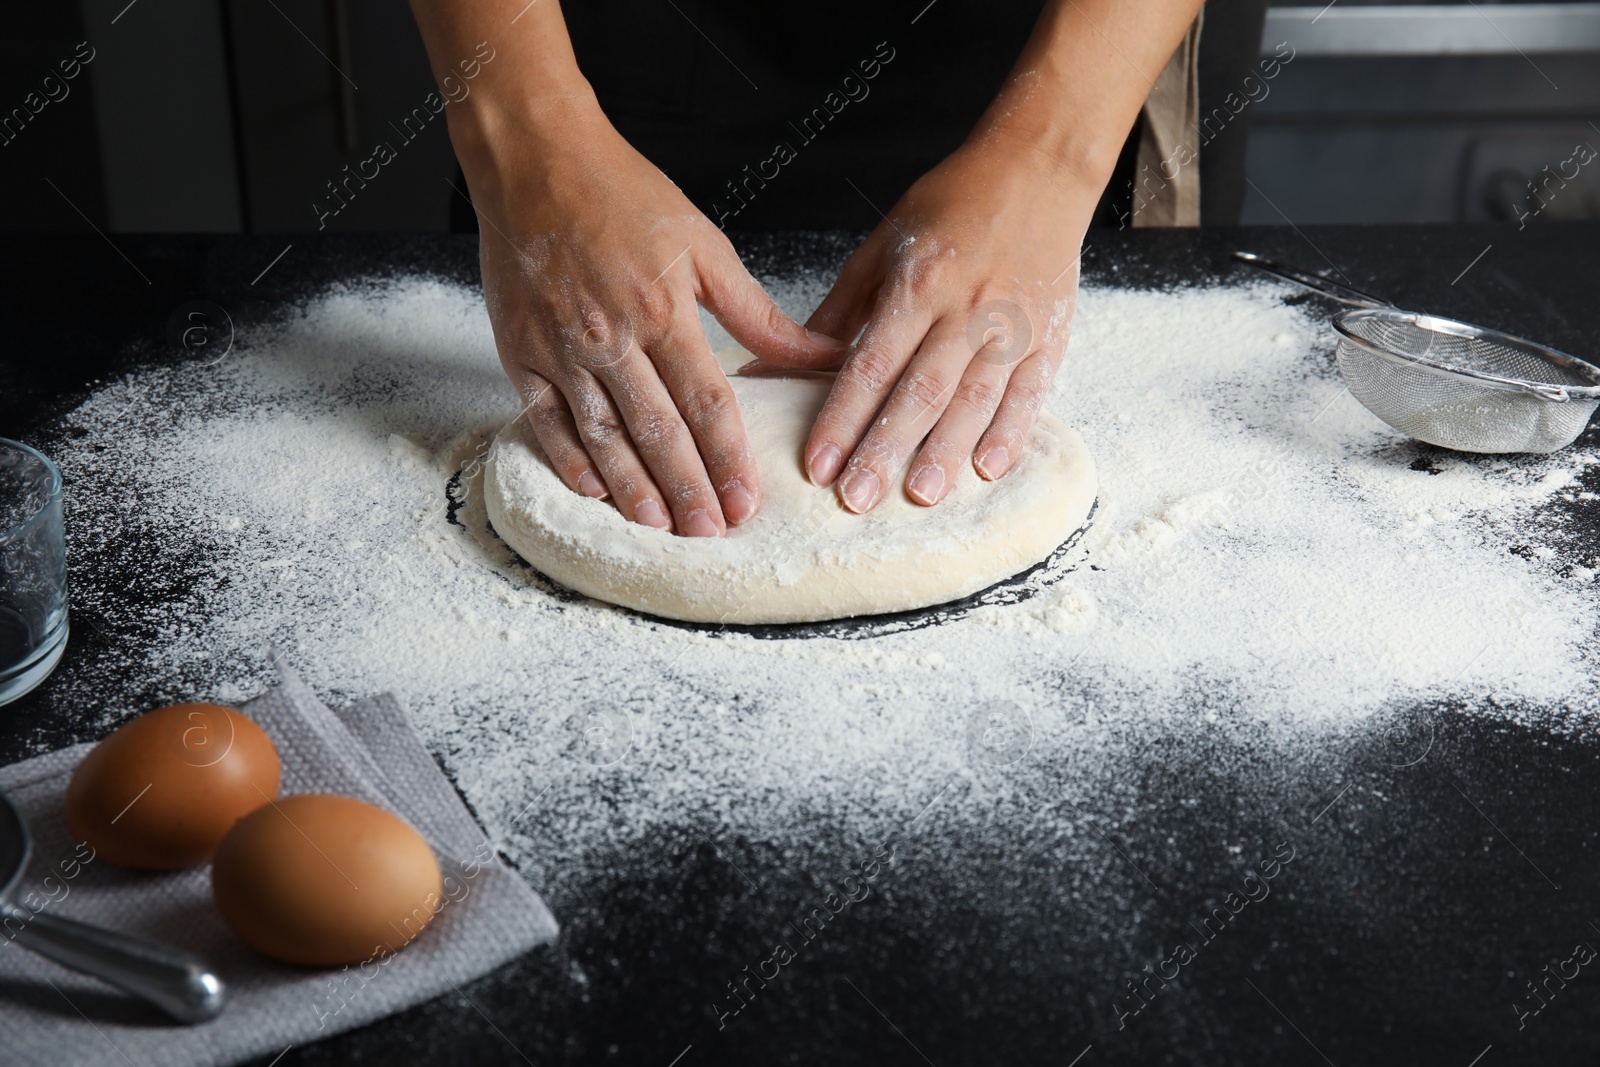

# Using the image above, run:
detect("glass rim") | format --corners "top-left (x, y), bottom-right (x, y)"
top-left (0, 437), bottom-right (63, 539)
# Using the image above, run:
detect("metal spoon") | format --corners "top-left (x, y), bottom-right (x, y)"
top-left (0, 790), bottom-right (226, 1023)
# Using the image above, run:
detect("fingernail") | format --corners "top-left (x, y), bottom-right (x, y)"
top-left (976, 447), bottom-right (1010, 480)
top-left (634, 499), bottom-right (671, 529)
top-left (683, 509), bottom-right (720, 538)
top-left (840, 468), bottom-right (880, 513)
top-left (577, 471), bottom-right (609, 499)
top-left (809, 444), bottom-right (843, 486)
top-left (736, 360), bottom-right (762, 376)
top-left (908, 465), bottom-right (945, 505)
top-left (722, 480), bottom-right (756, 525)
top-left (807, 328), bottom-right (845, 349)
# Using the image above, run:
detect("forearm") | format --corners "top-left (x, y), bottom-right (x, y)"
top-left (969, 0), bottom-right (1207, 196)
top-left (406, 0), bottom-right (601, 179)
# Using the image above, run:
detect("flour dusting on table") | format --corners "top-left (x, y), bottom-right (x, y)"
top-left (41, 273), bottom-right (1599, 913)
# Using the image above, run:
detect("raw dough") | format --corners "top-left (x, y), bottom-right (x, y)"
top-left (484, 349), bottom-right (1097, 624)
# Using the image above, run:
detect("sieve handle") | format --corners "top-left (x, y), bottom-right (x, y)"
top-left (1231, 252), bottom-right (1394, 309)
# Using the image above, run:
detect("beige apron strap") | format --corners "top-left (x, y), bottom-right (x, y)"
top-left (1132, 10), bottom-right (1204, 228)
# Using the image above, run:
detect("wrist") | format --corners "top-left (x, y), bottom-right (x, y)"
top-left (965, 82), bottom-right (1125, 201)
top-left (945, 119), bottom-right (1106, 231)
top-left (447, 79), bottom-right (607, 189)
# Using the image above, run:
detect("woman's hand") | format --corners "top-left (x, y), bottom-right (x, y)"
top-left (734, 0), bottom-right (1208, 516)
top-left (458, 96), bottom-right (840, 535)
top-left (744, 134), bottom-right (1097, 514)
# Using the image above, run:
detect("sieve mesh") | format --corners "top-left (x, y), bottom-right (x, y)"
top-left (1229, 253), bottom-right (1600, 454)
top-left (1339, 315), bottom-right (1597, 387)
top-left (1334, 310), bottom-right (1600, 453)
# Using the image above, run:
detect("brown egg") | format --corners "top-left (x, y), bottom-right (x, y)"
top-left (211, 793), bottom-right (443, 967)
top-left (65, 702), bottom-right (281, 869)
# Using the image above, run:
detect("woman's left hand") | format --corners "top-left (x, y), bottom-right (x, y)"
top-left (742, 133), bottom-right (1099, 513)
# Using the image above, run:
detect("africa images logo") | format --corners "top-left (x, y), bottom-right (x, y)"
top-left (1111, 840), bottom-right (1297, 1030)
top-left (710, 42), bottom-right (897, 229)
top-left (711, 841), bottom-right (897, 1029)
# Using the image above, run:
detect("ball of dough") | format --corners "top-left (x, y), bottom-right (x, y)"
top-left (485, 349), bottom-right (1096, 624)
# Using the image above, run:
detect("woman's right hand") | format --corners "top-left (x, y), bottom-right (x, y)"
top-left (454, 94), bottom-right (841, 536)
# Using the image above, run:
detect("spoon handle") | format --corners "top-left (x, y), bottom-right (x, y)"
top-left (9, 905), bottom-right (227, 1023)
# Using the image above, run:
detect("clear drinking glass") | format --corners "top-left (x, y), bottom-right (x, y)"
top-left (0, 439), bottom-right (68, 706)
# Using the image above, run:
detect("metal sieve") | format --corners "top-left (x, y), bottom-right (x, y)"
top-left (1233, 252), bottom-right (1600, 453)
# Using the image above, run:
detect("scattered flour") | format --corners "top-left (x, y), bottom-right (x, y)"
top-left (37, 272), bottom-right (1600, 913)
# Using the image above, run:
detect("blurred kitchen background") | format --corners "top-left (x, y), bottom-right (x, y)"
top-left (4, 0), bottom-right (1598, 232)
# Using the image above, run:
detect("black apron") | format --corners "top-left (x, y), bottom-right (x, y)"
top-left (458, 0), bottom-right (1267, 232)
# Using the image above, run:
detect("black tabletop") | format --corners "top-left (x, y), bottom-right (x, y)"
top-left (2, 224), bottom-right (1599, 1066)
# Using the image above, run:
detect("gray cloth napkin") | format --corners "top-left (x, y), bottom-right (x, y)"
top-left (0, 658), bottom-right (558, 1067)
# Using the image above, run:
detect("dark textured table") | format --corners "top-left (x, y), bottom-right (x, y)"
top-left (2, 224), bottom-right (1598, 1066)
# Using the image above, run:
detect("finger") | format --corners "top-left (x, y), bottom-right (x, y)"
top-left (648, 315), bottom-right (762, 526)
top-left (593, 348), bottom-right (727, 537)
top-left (513, 369), bottom-right (608, 500)
top-left (903, 352), bottom-right (1014, 506)
top-left (802, 248), bottom-right (880, 345)
top-left (698, 244), bottom-right (846, 369)
top-left (972, 347), bottom-right (1064, 481)
top-left (734, 360), bottom-right (835, 380)
top-left (802, 295), bottom-right (936, 489)
top-left (562, 370), bottom-right (675, 531)
top-left (835, 318), bottom-right (972, 514)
